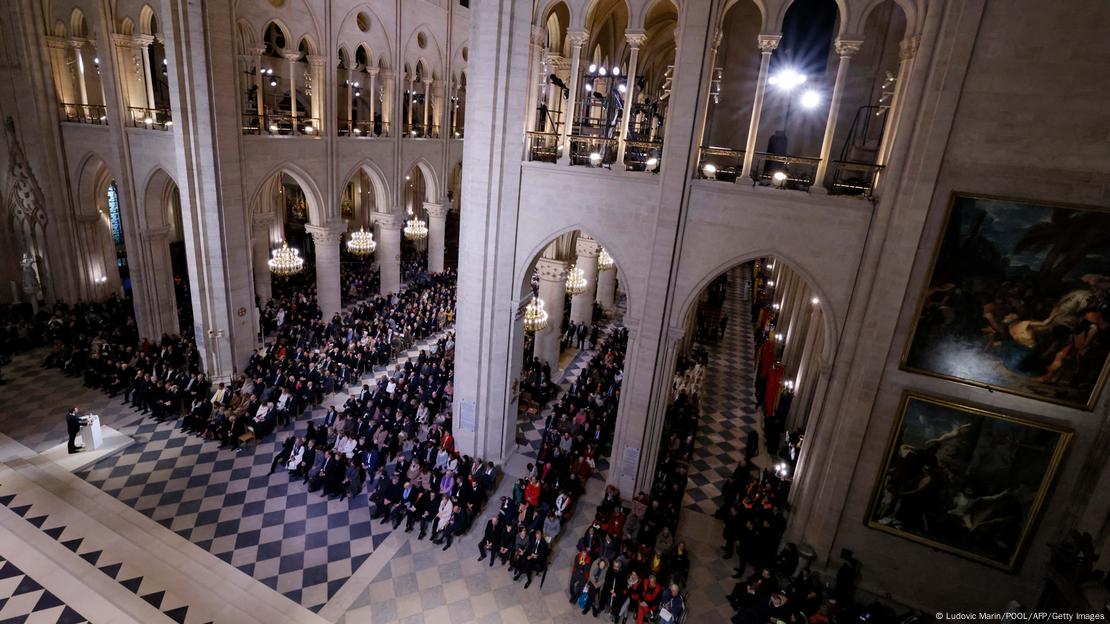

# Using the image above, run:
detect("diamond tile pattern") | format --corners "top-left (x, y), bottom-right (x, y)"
top-left (78, 331), bottom-right (448, 613)
top-left (683, 266), bottom-right (759, 515)
top-left (0, 555), bottom-right (89, 624)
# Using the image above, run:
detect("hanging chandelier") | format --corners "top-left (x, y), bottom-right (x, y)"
top-left (404, 213), bottom-right (428, 241)
top-left (565, 264), bottom-right (587, 295)
top-left (268, 241), bottom-right (304, 276)
top-left (597, 248), bottom-right (614, 271)
top-left (347, 227), bottom-right (377, 255)
top-left (523, 296), bottom-right (549, 333)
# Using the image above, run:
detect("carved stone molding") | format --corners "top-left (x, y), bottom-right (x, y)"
top-left (535, 257), bottom-right (568, 282)
top-left (566, 30), bottom-right (589, 48)
top-left (625, 32), bottom-right (648, 49)
top-left (423, 202), bottom-right (450, 219)
top-left (575, 236), bottom-right (599, 258)
top-left (757, 34), bottom-right (782, 53)
top-left (834, 39), bottom-right (864, 57)
top-left (305, 223), bottom-right (347, 244)
top-left (899, 36), bottom-right (920, 61)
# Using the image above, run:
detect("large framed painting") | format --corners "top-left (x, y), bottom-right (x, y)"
top-left (902, 193), bottom-right (1110, 409)
top-left (867, 392), bottom-right (1071, 570)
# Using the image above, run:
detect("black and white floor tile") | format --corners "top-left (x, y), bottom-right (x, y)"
top-left (0, 555), bottom-right (89, 624)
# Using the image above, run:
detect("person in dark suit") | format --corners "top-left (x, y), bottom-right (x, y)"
top-left (66, 407), bottom-right (83, 453)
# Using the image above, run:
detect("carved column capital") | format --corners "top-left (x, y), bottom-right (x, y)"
top-left (373, 212), bottom-right (405, 230)
top-left (834, 39), bottom-right (864, 57)
top-left (625, 32), bottom-right (648, 49)
top-left (575, 236), bottom-right (599, 258)
top-left (282, 52), bottom-right (303, 63)
top-left (757, 34), bottom-right (782, 53)
top-left (535, 257), bottom-right (568, 282)
top-left (531, 25), bottom-right (547, 47)
top-left (566, 30), bottom-right (589, 49)
top-left (305, 222), bottom-right (347, 244)
top-left (899, 36), bottom-right (920, 61)
top-left (423, 202), bottom-right (450, 219)
top-left (249, 46), bottom-right (267, 58)
top-left (306, 54), bottom-right (327, 68)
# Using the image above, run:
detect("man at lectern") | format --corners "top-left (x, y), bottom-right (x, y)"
top-left (66, 407), bottom-right (84, 454)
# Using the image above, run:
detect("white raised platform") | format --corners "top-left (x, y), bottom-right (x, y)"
top-left (39, 425), bottom-right (135, 472)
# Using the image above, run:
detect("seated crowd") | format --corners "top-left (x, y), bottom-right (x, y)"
top-left (476, 327), bottom-right (630, 593)
top-left (561, 348), bottom-right (699, 624)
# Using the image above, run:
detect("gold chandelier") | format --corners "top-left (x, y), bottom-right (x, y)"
top-left (268, 241), bottom-right (304, 276)
top-left (404, 213), bottom-right (428, 241)
top-left (565, 264), bottom-right (587, 295)
top-left (347, 227), bottom-right (377, 255)
top-left (597, 248), bottom-right (614, 271)
top-left (523, 296), bottom-right (549, 332)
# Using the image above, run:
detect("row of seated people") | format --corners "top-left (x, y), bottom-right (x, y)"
top-left (568, 486), bottom-right (689, 624)
top-left (568, 337), bottom-right (713, 624)
top-left (473, 326), bottom-right (630, 594)
top-left (339, 261), bottom-right (380, 305)
top-left (400, 252), bottom-right (429, 283)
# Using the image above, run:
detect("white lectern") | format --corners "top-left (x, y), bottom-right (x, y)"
top-left (81, 414), bottom-right (103, 450)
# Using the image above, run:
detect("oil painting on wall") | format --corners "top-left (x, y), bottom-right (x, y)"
top-left (868, 393), bottom-right (1070, 569)
top-left (903, 193), bottom-right (1110, 409)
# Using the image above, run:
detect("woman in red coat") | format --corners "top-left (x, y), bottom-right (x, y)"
top-left (636, 574), bottom-right (663, 624)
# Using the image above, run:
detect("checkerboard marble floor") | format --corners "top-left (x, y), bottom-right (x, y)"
top-left (0, 555), bottom-right (89, 624)
top-left (683, 266), bottom-right (759, 515)
top-left (0, 351), bottom-right (146, 453)
top-left (76, 331), bottom-right (449, 614)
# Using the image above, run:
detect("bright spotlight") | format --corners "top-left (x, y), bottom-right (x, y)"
top-left (702, 163), bottom-right (717, 179)
top-left (772, 171), bottom-right (788, 187)
top-left (800, 89), bottom-right (821, 109)
top-left (645, 157), bottom-right (659, 171)
top-left (769, 68), bottom-right (807, 91)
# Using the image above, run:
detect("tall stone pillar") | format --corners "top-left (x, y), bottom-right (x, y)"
top-left (284, 52), bottom-right (301, 131)
top-left (569, 236), bottom-right (599, 325)
top-left (252, 216), bottom-right (274, 304)
top-left (876, 37), bottom-right (919, 169)
top-left (368, 68), bottom-right (379, 133)
top-left (616, 33), bottom-right (646, 168)
top-left (142, 227), bottom-right (179, 336)
top-left (375, 212), bottom-right (403, 294)
top-left (595, 261), bottom-right (617, 310)
top-left (425, 201), bottom-right (449, 273)
top-left (71, 40), bottom-right (90, 106)
top-left (556, 30), bottom-right (588, 165)
top-left (307, 54), bottom-right (326, 132)
top-left (740, 34), bottom-right (781, 179)
top-left (812, 39), bottom-right (863, 190)
top-left (307, 223), bottom-right (346, 320)
top-left (380, 69), bottom-right (394, 135)
top-left (534, 257), bottom-right (568, 370)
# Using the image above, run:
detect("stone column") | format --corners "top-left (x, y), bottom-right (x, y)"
top-left (380, 69), bottom-right (393, 135)
top-left (307, 54), bottom-right (325, 132)
top-left (569, 236), bottom-right (599, 325)
top-left (252, 47), bottom-right (266, 131)
top-left (616, 32), bottom-right (646, 168)
top-left (375, 212), bottom-right (403, 294)
top-left (252, 215), bottom-right (274, 304)
top-left (71, 40), bottom-right (90, 106)
top-left (557, 30), bottom-right (588, 165)
top-left (423, 78), bottom-right (434, 134)
top-left (595, 260), bottom-right (617, 309)
top-left (534, 257), bottom-right (568, 370)
top-left (368, 68), bottom-right (379, 134)
top-left (306, 223), bottom-right (346, 319)
top-left (138, 36), bottom-right (157, 110)
top-left (876, 36), bottom-right (919, 168)
top-left (740, 34), bottom-right (781, 180)
top-left (525, 26), bottom-right (545, 134)
top-left (425, 201), bottom-right (450, 273)
top-left (812, 39), bottom-right (863, 190)
top-left (45, 37), bottom-right (76, 106)
top-left (142, 227), bottom-right (179, 335)
top-left (284, 52), bottom-right (300, 132)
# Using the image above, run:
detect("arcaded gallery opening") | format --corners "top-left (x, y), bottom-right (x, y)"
top-left (0, 0), bottom-right (1107, 623)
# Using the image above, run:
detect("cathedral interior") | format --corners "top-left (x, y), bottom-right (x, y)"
top-left (0, 0), bottom-right (1107, 623)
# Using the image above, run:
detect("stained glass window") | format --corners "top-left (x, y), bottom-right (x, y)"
top-left (107, 181), bottom-right (123, 244)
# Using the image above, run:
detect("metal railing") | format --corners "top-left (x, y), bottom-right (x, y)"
top-left (61, 103), bottom-right (108, 125)
top-left (125, 106), bottom-right (173, 131)
top-left (526, 131), bottom-right (560, 163)
top-left (568, 135), bottom-right (618, 167)
top-left (623, 139), bottom-right (664, 172)
top-left (696, 146), bottom-right (744, 182)
top-left (241, 113), bottom-right (322, 136)
top-left (403, 124), bottom-right (441, 139)
top-left (338, 120), bottom-right (390, 137)
top-left (750, 152), bottom-right (820, 190)
top-left (827, 160), bottom-right (884, 197)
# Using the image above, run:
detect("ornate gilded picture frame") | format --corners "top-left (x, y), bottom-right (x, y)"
top-left (901, 192), bottom-right (1110, 410)
top-left (867, 392), bottom-right (1071, 570)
